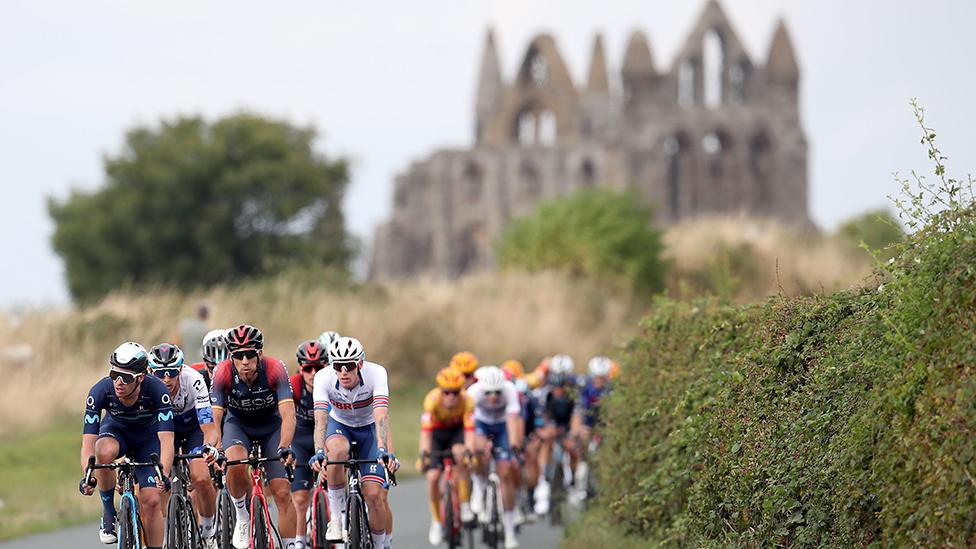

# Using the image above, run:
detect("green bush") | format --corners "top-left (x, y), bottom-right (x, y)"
top-left (836, 208), bottom-right (905, 260)
top-left (496, 187), bottom-right (666, 295)
top-left (590, 104), bottom-right (976, 547)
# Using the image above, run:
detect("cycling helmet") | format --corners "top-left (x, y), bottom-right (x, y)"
top-left (501, 359), bottom-right (524, 380)
top-left (111, 342), bottom-right (149, 373)
top-left (226, 324), bottom-right (264, 352)
top-left (514, 378), bottom-right (529, 393)
top-left (588, 356), bottom-right (612, 377)
top-left (318, 331), bottom-right (341, 347)
top-left (436, 367), bottom-right (465, 391)
top-left (329, 336), bottom-right (365, 364)
top-left (609, 359), bottom-right (621, 379)
top-left (201, 329), bottom-right (227, 365)
top-left (549, 354), bottom-right (575, 375)
top-left (296, 339), bottom-right (328, 366)
top-left (477, 366), bottom-right (506, 392)
top-left (148, 343), bottom-right (185, 370)
top-left (450, 351), bottom-right (479, 375)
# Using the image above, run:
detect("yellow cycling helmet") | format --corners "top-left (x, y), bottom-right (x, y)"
top-left (609, 359), bottom-right (621, 379)
top-left (450, 351), bottom-right (479, 375)
top-left (501, 359), bottom-right (524, 380)
top-left (435, 367), bottom-right (465, 391)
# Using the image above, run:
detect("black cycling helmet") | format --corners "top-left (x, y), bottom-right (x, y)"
top-left (226, 324), bottom-right (264, 352)
top-left (111, 342), bottom-right (149, 373)
top-left (296, 339), bottom-right (327, 366)
top-left (148, 343), bottom-right (185, 369)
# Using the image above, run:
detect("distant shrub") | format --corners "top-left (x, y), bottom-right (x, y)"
top-left (836, 208), bottom-right (905, 259)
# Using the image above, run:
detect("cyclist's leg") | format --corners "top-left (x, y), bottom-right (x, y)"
top-left (179, 427), bottom-right (217, 536)
top-left (131, 427), bottom-right (165, 549)
top-left (470, 422), bottom-right (492, 516)
top-left (291, 429), bottom-right (315, 544)
top-left (349, 423), bottom-right (388, 547)
top-left (256, 420), bottom-right (297, 539)
top-left (323, 416), bottom-right (351, 532)
top-left (221, 414), bottom-right (253, 525)
top-left (93, 420), bottom-right (125, 537)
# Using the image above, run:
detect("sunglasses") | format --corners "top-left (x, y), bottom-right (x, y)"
top-left (442, 389), bottom-right (461, 396)
top-left (301, 363), bottom-right (325, 374)
top-left (110, 369), bottom-right (142, 384)
top-left (151, 367), bottom-right (181, 379)
top-left (332, 361), bottom-right (359, 373)
top-left (485, 390), bottom-right (502, 397)
top-left (231, 349), bottom-right (259, 360)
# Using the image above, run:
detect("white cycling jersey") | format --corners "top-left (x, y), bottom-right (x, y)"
top-left (468, 378), bottom-right (520, 424)
top-left (171, 367), bottom-right (214, 423)
top-left (312, 360), bottom-right (390, 428)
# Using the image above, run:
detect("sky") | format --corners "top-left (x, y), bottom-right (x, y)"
top-left (1, 0), bottom-right (973, 308)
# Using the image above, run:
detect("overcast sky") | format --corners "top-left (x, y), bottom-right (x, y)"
top-left (2, 0), bottom-right (973, 308)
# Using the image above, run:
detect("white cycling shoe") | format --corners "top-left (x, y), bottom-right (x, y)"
top-left (534, 481), bottom-right (550, 515)
top-left (326, 516), bottom-right (344, 542)
top-left (470, 485), bottom-right (485, 517)
top-left (504, 530), bottom-right (519, 549)
top-left (428, 520), bottom-right (443, 545)
top-left (98, 518), bottom-right (117, 544)
top-left (460, 502), bottom-right (475, 523)
top-left (232, 518), bottom-right (250, 549)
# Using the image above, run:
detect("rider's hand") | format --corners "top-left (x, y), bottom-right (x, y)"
top-left (378, 448), bottom-right (400, 474)
top-left (277, 446), bottom-right (296, 467)
top-left (202, 444), bottom-right (220, 466)
top-left (418, 450), bottom-right (430, 472)
top-left (308, 449), bottom-right (326, 473)
top-left (156, 474), bottom-right (171, 492)
top-left (79, 477), bottom-right (95, 496)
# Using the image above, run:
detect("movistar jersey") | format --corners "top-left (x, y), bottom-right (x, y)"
top-left (83, 375), bottom-right (175, 435)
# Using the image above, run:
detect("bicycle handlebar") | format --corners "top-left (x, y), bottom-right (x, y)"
top-left (83, 453), bottom-right (166, 489)
top-left (222, 454), bottom-right (295, 483)
top-left (323, 458), bottom-right (398, 487)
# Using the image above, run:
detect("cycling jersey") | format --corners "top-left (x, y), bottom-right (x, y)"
top-left (467, 379), bottom-right (520, 425)
top-left (290, 374), bottom-right (316, 431)
top-left (170, 367), bottom-right (214, 426)
top-left (83, 375), bottom-right (175, 434)
top-left (420, 388), bottom-right (475, 432)
top-left (312, 360), bottom-right (389, 429)
top-left (211, 356), bottom-right (292, 425)
top-left (189, 362), bottom-right (212, 390)
top-left (290, 374), bottom-right (317, 491)
top-left (577, 379), bottom-right (609, 427)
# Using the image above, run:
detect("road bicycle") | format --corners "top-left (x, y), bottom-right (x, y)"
top-left (83, 453), bottom-right (166, 549)
top-left (546, 431), bottom-right (575, 526)
top-left (308, 466), bottom-right (333, 549)
top-left (427, 450), bottom-right (474, 549)
top-left (164, 450), bottom-right (205, 549)
top-left (217, 442), bottom-right (294, 549)
top-left (476, 443), bottom-right (506, 549)
top-left (322, 440), bottom-right (397, 549)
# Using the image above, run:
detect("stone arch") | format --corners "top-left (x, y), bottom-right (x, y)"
top-left (664, 131), bottom-right (692, 220)
top-left (703, 28), bottom-right (725, 108)
top-left (462, 161), bottom-right (483, 203)
top-left (678, 60), bottom-right (695, 108)
top-left (454, 222), bottom-right (488, 276)
top-left (520, 160), bottom-right (542, 199)
top-left (749, 131), bottom-right (773, 210)
top-left (579, 158), bottom-right (596, 187)
top-left (702, 129), bottom-right (735, 211)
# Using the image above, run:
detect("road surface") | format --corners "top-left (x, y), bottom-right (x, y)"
top-left (0, 478), bottom-right (563, 549)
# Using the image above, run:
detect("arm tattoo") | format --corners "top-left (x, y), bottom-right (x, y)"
top-left (314, 410), bottom-right (328, 451)
top-left (377, 415), bottom-right (390, 450)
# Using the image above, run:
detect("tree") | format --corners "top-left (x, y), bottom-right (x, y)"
top-left (836, 208), bottom-right (905, 260)
top-left (49, 112), bottom-right (352, 303)
top-left (496, 187), bottom-right (666, 294)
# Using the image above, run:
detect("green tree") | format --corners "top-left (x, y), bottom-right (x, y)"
top-left (49, 112), bottom-right (352, 303)
top-left (496, 187), bottom-right (666, 294)
top-left (836, 208), bottom-right (905, 259)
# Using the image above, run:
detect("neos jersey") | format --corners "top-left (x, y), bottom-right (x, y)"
top-left (211, 356), bottom-right (292, 424)
top-left (83, 375), bottom-right (175, 435)
top-left (170, 367), bottom-right (214, 428)
top-left (467, 379), bottom-right (521, 425)
top-left (312, 361), bottom-right (389, 428)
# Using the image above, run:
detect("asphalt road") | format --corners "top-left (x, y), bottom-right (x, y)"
top-left (0, 478), bottom-right (562, 549)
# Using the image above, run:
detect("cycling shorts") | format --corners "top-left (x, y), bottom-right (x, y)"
top-left (425, 426), bottom-right (464, 471)
top-left (291, 426), bottom-right (315, 492)
top-left (96, 416), bottom-right (163, 488)
top-left (474, 420), bottom-right (512, 461)
top-left (221, 413), bottom-right (287, 481)
top-left (175, 422), bottom-right (205, 455)
top-left (326, 416), bottom-right (388, 487)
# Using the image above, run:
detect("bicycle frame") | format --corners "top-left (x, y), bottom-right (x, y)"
top-left (429, 449), bottom-right (464, 545)
top-left (84, 454), bottom-right (165, 549)
top-left (323, 442), bottom-right (397, 548)
top-left (222, 443), bottom-right (294, 549)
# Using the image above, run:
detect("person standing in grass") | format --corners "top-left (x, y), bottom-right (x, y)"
top-left (178, 302), bottom-right (211, 364)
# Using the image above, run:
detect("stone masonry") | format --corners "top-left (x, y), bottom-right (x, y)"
top-left (372, 0), bottom-right (808, 279)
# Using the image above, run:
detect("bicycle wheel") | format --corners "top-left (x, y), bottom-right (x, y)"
top-left (118, 495), bottom-right (138, 549)
top-left (166, 493), bottom-right (186, 549)
top-left (311, 490), bottom-right (330, 549)
top-left (482, 480), bottom-right (500, 549)
top-left (216, 489), bottom-right (235, 549)
top-left (251, 496), bottom-right (271, 549)
top-left (181, 495), bottom-right (201, 549)
top-left (443, 480), bottom-right (458, 549)
top-left (347, 493), bottom-right (371, 548)
top-left (550, 454), bottom-right (564, 526)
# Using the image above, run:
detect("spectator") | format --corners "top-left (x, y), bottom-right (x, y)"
top-left (178, 302), bottom-right (210, 363)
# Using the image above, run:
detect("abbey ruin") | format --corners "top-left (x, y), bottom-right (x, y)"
top-left (372, 1), bottom-right (808, 279)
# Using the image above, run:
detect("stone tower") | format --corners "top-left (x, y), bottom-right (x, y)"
top-left (371, 0), bottom-right (808, 279)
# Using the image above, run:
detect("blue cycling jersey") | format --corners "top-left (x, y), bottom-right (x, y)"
top-left (83, 375), bottom-right (175, 435)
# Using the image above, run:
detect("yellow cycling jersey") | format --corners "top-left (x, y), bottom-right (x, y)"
top-left (421, 388), bottom-right (475, 432)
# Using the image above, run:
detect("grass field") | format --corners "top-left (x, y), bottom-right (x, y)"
top-left (0, 384), bottom-right (427, 542)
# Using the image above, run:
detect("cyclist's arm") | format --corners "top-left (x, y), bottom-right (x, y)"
top-left (80, 382), bottom-right (105, 471)
top-left (278, 400), bottom-right (296, 449)
top-left (419, 429), bottom-right (432, 455)
top-left (374, 407), bottom-right (394, 454)
top-left (153, 381), bottom-right (176, 476)
top-left (189, 369), bottom-right (218, 447)
top-left (313, 409), bottom-right (329, 453)
top-left (312, 368), bottom-right (331, 453)
top-left (506, 413), bottom-right (523, 449)
top-left (158, 430), bottom-right (175, 476)
top-left (201, 422), bottom-right (219, 449)
top-left (503, 382), bottom-right (523, 448)
top-left (80, 434), bottom-right (97, 472)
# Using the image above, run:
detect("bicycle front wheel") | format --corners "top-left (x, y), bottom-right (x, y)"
top-left (251, 496), bottom-right (271, 549)
top-left (311, 490), bottom-right (330, 549)
top-left (443, 479), bottom-right (459, 549)
top-left (483, 480), bottom-right (500, 549)
top-left (166, 493), bottom-right (188, 549)
top-left (347, 493), bottom-right (371, 548)
top-left (118, 495), bottom-right (138, 549)
top-left (216, 488), bottom-right (235, 549)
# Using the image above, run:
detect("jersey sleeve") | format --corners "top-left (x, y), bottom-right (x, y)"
top-left (210, 360), bottom-right (231, 409)
top-left (462, 393), bottom-right (476, 430)
top-left (151, 380), bottom-right (175, 432)
top-left (267, 359), bottom-right (293, 405)
top-left (371, 364), bottom-right (390, 410)
top-left (187, 369), bottom-right (214, 425)
top-left (312, 368), bottom-right (332, 413)
top-left (420, 389), bottom-right (438, 432)
top-left (83, 379), bottom-right (108, 435)
top-left (503, 381), bottom-right (521, 416)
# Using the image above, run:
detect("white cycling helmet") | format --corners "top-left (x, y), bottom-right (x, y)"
top-left (550, 354), bottom-right (575, 375)
top-left (111, 342), bottom-right (149, 373)
top-left (477, 366), bottom-right (506, 392)
top-left (329, 336), bottom-right (365, 364)
top-left (588, 356), bottom-right (612, 377)
top-left (318, 331), bottom-right (341, 347)
top-left (201, 329), bottom-right (228, 365)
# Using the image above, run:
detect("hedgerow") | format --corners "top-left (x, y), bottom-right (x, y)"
top-left (592, 102), bottom-right (976, 547)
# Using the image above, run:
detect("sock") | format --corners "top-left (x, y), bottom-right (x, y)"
top-left (370, 528), bottom-right (385, 547)
top-left (527, 485), bottom-right (536, 507)
top-left (99, 489), bottom-right (116, 528)
top-left (429, 498), bottom-right (441, 522)
top-left (282, 537), bottom-right (299, 549)
top-left (230, 493), bottom-right (250, 522)
top-left (384, 532), bottom-right (393, 548)
top-left (327, 487), bottom-right (347, 522)
top-left (472, 474), bottom-right (484, 496)
top-left (200, 514), bottom-right (216, 537)
top-left (503, 510), bottom-right (515, 536)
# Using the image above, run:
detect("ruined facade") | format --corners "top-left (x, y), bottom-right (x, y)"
top-left (372, 0), bottom-right (808, 279)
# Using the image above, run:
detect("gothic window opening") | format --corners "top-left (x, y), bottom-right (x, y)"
top-left (729, 62), bottom-right (746, 103)
top-left (702, 131), bottom-right (729, 178)
top-left (518, 111), bottom-right (536, 145)
top-left (520, 161), bottom-right (541, 198)
top-left (703, 29), bottom-right (724, 108)
top-left (529, 52), bottom-right (550, 89)
top-left (665, 133), bottom-right (690, 220)
top-left (750, 133), bottom-right (772, 210)
top-left (462, 162), bottom-right (483, 203)
top-left (538, 110), bottom-right (556, 146)
top-left (678, 60), bottom-right (695, 108)
top-left (579, 159), bottom-right (596, 187)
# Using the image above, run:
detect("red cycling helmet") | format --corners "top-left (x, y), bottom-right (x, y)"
top-left (296, 339), bottom-right (327, 366)
top-left (226, 324), bottom-right (264, 352)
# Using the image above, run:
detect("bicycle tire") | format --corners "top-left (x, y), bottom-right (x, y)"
top-left (252, 497), bottom-right (271, 549)
top-left (166, 493), bottom-right (185, 549)
top-left (443, 479), bottom-right (459, 549)
top-left (550, 454), bottom-right (565, 526)
top-left (348, 492), bottom-right (372, 549)
top-left (180, 494), bottom-right (201, 549)
top-left (216, 489), bottom-right (235, 549)
top-left (312, 491), bottom-right (330, 549)
top-left (483, 480), bottom-right (500, 549)
top-left (118, 495), bottom-right (138, 549)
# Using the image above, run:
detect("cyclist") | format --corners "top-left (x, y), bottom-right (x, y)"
top-left (533, 354), bottom-right (581, 516)
top-left (289, 339), bottom-right (331, 548)
top-left (318, 331), bottom-right (341, 347)
top-left (570, 356), bottom-right (613, 501)
top-left (468, 366), bottom-right (523, 549)
top-left (79, 342), bottom-right (174, 549)
top-left (211, 324), bottom-right (300, 549)
top-left (147, 343), bottom-right (220, 544)
top-left (190, 328), bottom-right (227, 392)
top-left (419, 367), bottom-right (475, 545)
top-left (449, 351), bottom-right (479, 389)
top-left (502, 359), bottom-right (543, 521)
top-left (309, 336), bottom-right (400, 549)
